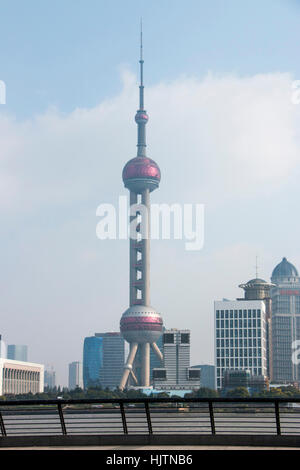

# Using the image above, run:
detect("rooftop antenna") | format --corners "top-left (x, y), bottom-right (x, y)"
top-left (255, 255), bottom-right (259, 279)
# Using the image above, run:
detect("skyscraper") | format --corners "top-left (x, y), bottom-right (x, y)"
top-left (0, 335), bottom-right (6, 359)
top-left (44, 368), bottom-right (56, 390)
top-left (271, 257), bottom-right (300, 384)
top-left (83, 336), bottom-right (103, 389)
top-left (214, 277), bottom-right (272, 389)
top-left (119, 29), bottom-right (164, 389)
top-left (7, 345), bottom-right (28, 362)
top-left (152, 329), bottom-right (200, 391)
top-left (95, 332), bottom-right (125, 389)
top-left (68, 361), bottom-right (83, 390)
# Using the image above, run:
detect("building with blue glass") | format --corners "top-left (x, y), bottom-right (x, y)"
top-left (83, 336), bottom-right (103, 389)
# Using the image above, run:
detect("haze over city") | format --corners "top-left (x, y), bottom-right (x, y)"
top-left (1, 0), bottom-right (300, 386)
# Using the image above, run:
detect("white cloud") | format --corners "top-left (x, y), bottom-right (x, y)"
top-left (1, 70), bottom-right (300, 384)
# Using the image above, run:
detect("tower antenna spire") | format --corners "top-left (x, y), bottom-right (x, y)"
top-left (139, 18), bottom-right (144, 109)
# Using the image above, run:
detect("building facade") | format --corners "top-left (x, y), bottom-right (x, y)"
top-left (271, 257), bottom-right (300, 384)
top-left (214, 299), bottom-right (268, 389)
top-left (44, 369), bottom-right (56, 389)
top-left (153, 329), bottom-right (200, 391)
top-left (7, 345), bottom-right (28, 362)
top-left (0, 335), bottom-right (6, 359)
top-left (0, 358), bottom-right (44, 395)
top-left (68, 361), bottom-right (83, 390)
top-left (191, 364), bottom-right (215, 390)
top-left (83, 336), bottom-right (103, 389)
top-left (95, 332), bottom-right (125, 389)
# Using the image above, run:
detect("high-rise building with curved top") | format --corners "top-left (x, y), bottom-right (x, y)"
top-left (271, 257), bottom-right (300, 384)
top-left (119, 29), bottom-right (164, 390)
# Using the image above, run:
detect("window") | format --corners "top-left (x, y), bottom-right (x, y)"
top-left (164, 334), bottom-right (174, 344)
top-left (181, 333), bottom-right (190, 344)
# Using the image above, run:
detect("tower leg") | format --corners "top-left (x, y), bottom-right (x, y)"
top-left (151, 342), bottom-right (163, 363)
top-left (119, 342), bottom-right (138, 390)
top-left (130, 369), bottom-right (138, 385)
top-left (140, 342), bottom-right (150, 387)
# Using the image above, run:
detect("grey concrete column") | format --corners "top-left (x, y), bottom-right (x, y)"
top-left (151, 342), bottom-right (164, 363)
top-left (129, 191), bottom-right (138, 306)
top-left (119, 342), bottom-right (138, 390)
top-left (141, 189), bottom-right (150, 306)
top-left (140, 342), bottom-right (150, 387)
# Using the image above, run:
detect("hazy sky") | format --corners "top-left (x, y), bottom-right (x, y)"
top-left (1, 0), bottom-right (300, 386)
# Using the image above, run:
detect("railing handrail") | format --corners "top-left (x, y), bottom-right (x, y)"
top-left (0, 396), bottom-right (300, 406)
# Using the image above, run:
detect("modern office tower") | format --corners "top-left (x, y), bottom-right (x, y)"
top-left (68, 361), bottom-right (83, 390)
top-left (0, 335), bottom-right (6, 358)
top-left (119, 31), bottom-right (164, 389)
top-left (152, 330), bottom-right (200, 391)
top-left (191, 364), bottom-right (215, 389)
top-left (214, 298), bottom-right (269, 390)
top-left (7, 345), bottom-right (28, 362)
top-left (271, 257), bottom-right (300, 384)
top-left (83, 336), bottom-right (103, 389)
top-left (44, 369), bottom-right (56, 389)
top-left (0, 359), bottom-right (44, 395)
top-left (95, 332), bottom-right (125, 389)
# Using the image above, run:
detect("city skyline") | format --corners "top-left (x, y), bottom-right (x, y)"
top-left (1, 1), bottom-right (300, 386)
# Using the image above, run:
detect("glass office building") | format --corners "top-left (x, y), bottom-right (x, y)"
top-left (214, 300), bottom-right (268, 389)
top-left (83, 336), bottom-right (103, 389)
top-left (7, 345), bottom-right (28, 362)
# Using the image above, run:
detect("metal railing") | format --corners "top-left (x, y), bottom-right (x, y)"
top-left (0, 396), bottom-right (300, 438)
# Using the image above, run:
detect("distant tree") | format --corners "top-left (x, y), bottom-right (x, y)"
top-left (225, 387), bottom-right (250, 398)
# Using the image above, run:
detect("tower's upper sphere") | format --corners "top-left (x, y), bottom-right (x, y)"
top-left (135, 110), bottom-right (149, 124)
top-left (120, 305), bottom-right (163, 344)
top-left (122, 156), bottom-right (161, 192)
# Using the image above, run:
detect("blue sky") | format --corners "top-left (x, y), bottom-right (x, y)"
top-left (1, 0), bottom-right (300, 117)
top-left (1, 0), bottom-right (300, 386)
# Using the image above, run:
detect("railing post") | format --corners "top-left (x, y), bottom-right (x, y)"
top-left (120, 402), bottom-right (128, 434)
top-left (57, 403), bottom-right (67, 435)
top-left (274, 400), bottom-right (281, 436)
top-left (145, 401), bottom-right (153, 435)
top-left (0, 410), bottom-right (6, 437)
top-left (208, 401), bottom-right (216, 435)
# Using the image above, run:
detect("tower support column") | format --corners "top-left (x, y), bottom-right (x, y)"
top-left (140, 342), bottom-right (150, 387)
top-left (119, 342), bottom-right (138, 391)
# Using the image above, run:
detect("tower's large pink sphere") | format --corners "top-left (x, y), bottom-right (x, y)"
top-left (120, 305), bottom-right (163, 343)
top-left (122, 156), bottom-right (161, 192)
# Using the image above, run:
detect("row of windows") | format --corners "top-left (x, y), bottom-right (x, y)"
top-left (217, 366), bottom-right (263, 377)
top-left (216, 339), bottom-right (262, 348)
top-left (216, 319), bottom-right (262, 329)
top-left (216, 309), bottom-right (261, 319)
top-left (217, 358), bottom-right (263, 368)
top-left (216, 329), bottom-right (262, 338)
top-left (216, 348), bottom-right (262, 358)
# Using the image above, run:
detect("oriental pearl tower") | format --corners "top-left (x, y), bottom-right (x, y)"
top-left (119, 29), bottom-right (163, 390)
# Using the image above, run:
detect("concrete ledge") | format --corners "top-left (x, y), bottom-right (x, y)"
top-left (1, 434), bottom-right (300, 448)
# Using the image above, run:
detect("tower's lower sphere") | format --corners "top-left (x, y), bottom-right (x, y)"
top-left (120, 305), bottom-right (163, 343)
